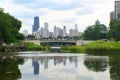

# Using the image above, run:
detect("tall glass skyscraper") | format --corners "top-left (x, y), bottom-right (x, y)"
top-left (32, 16), bottom-right (39, 33)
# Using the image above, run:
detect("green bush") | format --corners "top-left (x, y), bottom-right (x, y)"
top-left (62, 40), bottom-right (120, 54)
top-left (25, 42), bottom-right (49, 51)
top-left (85, 41), bottom-right (120, 54)
top-left (62, 46), bottom-right (85, 53)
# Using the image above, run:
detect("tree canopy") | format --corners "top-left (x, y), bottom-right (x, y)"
top-left (82, 24), bottom-right (107, 40)
top-left (108, 14), bottom-right (120, 41)
top-left (0, 10), bottom-right (24, 43)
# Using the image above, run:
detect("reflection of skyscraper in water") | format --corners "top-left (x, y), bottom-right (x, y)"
top-left (74, 57), bottom-right (78, 68)
top-left (44, 57), bottom-right (48, 69)
top-left (32, 59), bottom-right (39, 75)
top-left (69, 56), bottom-right (78, 68)
top-left (53, 57), bottom-right (67, 66)
top-left (54, 57), bottom-right (57, 66)
top-left (63, 57), bottom-right (67, 66)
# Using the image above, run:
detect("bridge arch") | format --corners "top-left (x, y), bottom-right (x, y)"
top-left (40, 40), bottom-right (77, 47)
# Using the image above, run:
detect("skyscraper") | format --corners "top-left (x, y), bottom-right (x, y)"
top-left (54, 26), bottom-right (63, 38)
top-left (75, 24), bottom-right (78, 31)
top-left (23, 30), bottom-right (28, 36)
top-left (110, 0), bottom-right (120, 20)
top-left (95, 19), bottom-right (100, 25)
top-left (115, 0), bottom-right (120, 18)
top-left (54, 26), bottom-right (57, 38)
top-left (32, 16), bottom-right (39, 33)
top-left (43, 22), bottom-right (49, 38)
top-left (110, 11), bottom-right (116, 21)
top-left (63, 26), bottom-right (67, 37)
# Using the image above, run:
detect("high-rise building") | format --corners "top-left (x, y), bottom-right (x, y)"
top-left (95, 19), bottom-right (100, 25)
top-left (43, 22), bottom-right (49, 38)
top-left (75, 24), bottom-right (78, 34)
top-left (23, 30), bottom-right (28, 36)
top-left (40, 27), bottom-right (44, 38)
top-left (54, 26), bottom-right (63, 38)
top-left (69, 24), bottom-right (80, 37)
top-left (32, 16), bottom-right (39, 33)
top-left (54, 26), bottom-right (57, 38)
top-left (63, 26), bottom-right (67, 37)
top-left (110, 0), bottom-right (120, 20)
top-left (58, 28), bottom-right (63, 37)
top-left (110, 11), bottom-right (116, 21)
top-left (75, 24), bottom-right (78, 31)
top-left (115, 0), bottom-right (120, 18)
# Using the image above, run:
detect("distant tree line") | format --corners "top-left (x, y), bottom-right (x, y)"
top-left (82, 14), bottom-right (120, 41)
top-left (82, 24), bottom-right (107, 40)
top-left (0, 9), bottom-right (24, 43)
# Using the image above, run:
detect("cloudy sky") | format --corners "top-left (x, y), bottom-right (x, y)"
top-left (0, 0), bottom-right (115, 34)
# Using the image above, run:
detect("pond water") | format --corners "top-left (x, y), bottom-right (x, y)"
top-left (0, 52), bottom-right (120, 80)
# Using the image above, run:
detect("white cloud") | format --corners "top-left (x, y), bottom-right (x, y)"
top-left (0, 0), bottom-right (115, 34)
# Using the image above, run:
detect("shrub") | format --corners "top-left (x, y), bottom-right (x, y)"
top-left (62, 46), bottom-right (85, 53)
top-left (85, 41), bottom-right (120, 54)
top-left (25, 42), bottom-right (49, 51)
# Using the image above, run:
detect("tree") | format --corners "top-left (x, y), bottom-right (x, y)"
top-left (82, 24), bottom-right (107, 40)
top-left (72, 36), bottom-right (81, 40)
top-left (26, 35), bottom-right (35, 40)
top-left (108, 14), bottom-right (120, 41)
top-left (0, 9), bottom-right (23, 43)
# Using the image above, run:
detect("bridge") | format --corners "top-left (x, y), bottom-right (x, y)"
top-left (24, 40), bottom-right (93, 52)
top-left (40, 40), bottom-right (77, 47)
top-left (24, 40), bottom-right (93, 46)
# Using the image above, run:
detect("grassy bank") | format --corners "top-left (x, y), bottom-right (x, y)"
top-left (25, 42), bottom-right (50, 51)
top-left (85, 41), bottom-right (120, 54)
top-left (62, 46), bottom-right (85, 53)
top-left (0, 42), bottom-right (50, 52)
top-left (62, 41), bottom-right (120, 54)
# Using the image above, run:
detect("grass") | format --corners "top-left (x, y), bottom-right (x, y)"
top-left (61, 46), bottom-right (85, 53)
top-left (61, 40), bottom-right (120, 54)
top-left (24, 42), bottom-right (50, 51)
top-left (85, 41), bottom-right (120, 54)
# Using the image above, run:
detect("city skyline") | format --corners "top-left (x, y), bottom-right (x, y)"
top-left (31, 21), bottom-right (82, 39)
top-left (0, 0), bottom-right (116, 34)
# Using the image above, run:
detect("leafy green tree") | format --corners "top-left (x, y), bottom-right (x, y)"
top-left (0, 9), bottom-right (23, 43)
top-left (72, 36), bottom-right (81, 40)
top-left (82, 24), bottom-right (107, 40)
top-left (26, 35), bottom-right (35, 40)
top-left (108, 14), bottom-right (120, 41)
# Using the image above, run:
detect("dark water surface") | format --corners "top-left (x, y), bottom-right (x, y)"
top-left (0, 52), bottom-right (120, 80)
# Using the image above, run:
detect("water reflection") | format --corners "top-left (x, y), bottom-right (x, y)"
top-left (26, 56), bottom-right (78, 75)
top-left (109, 55), bottom-right (120, 80)
top-left (32, 59), bottom-right (39, 75)
top-left (83, 54), bottom-right (120, 80)
top-left (0, 56), bottom-right (24, 80)
top-left (18, 54), bottom-right (110, 80)
top-left (84, 56), bottom-right (108, 72)
top-left (0, 53), bottom-right (120, 80)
